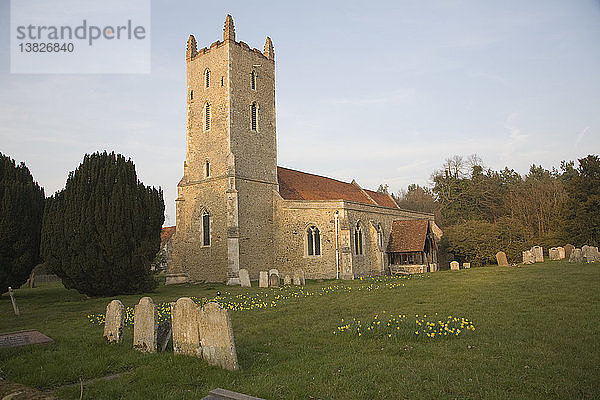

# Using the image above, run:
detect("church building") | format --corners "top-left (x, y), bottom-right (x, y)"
top-left (167, 16), bottom-right (439, 285)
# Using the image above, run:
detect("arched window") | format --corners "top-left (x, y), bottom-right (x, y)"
top-left (251, 70), bottom-right (257, 90)
top-left (377, 224), bottom-right (384, 248)
top-left (202, 210), bottom-right (210, 246)
top-left (307, 226), bottom-right (321, 256)
top-left (190, 90), bottom-right (193, 100)
top-left (354, 222), bottom-right (363, 255)
top-left (221, 76), bottom-right (225, 86)
top-left (205, 69), bottom-right (210, 88)
top-left (251, 102), bottom-right (258, 131)
top-left (205, 160), bottom-right (210, 178)
top-left (205, 103), bottom-right (211, 131)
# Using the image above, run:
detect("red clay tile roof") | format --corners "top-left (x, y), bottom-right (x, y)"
top-left (277, 166), bottom-right (398, 208)
top-left (160, 226), bottom-right (176, 246)
top-left (364, 189), bottom-right (399, 208)
top-left (387, 219), bottom-right (430, 253)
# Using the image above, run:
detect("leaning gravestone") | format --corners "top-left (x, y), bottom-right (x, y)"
top-left (157, 320), bottom-right (172, 352)
top-left (532, 246), bottom-right (544, 263)
top-left (239, 268), bottom-right (251, 288)
top-left (569, 248), bottom-right (583, 263)
top-left (522, 250), bottom-right (535, 264)
top-left (564, 244), bottom-right (575, 260)
top-left (258, 271), bottom-right (269, 288)
top-left (133, 297), bottom-right (158, 353)
top-left (463, 262), bottom-right (471, 269)
top-left (283, 275), bottom-right (291, 285)
top-left (496, 251), bottom-right (509, 266)
top-left (299, 269), bottom-right (306, 285)
top-left (197, 302), bottom-right (239, 371)
top-left (293, 273), bottom-right (301, 286)
top-left (104, 300), bottom-right (125, 343)
top-left (172, 297), bottom-right (200, 357)
top-left (269, 272), bottom-right (280, 288)
top-left (450, 261), bottom-right (459, 270)
top-left (549, 248), bottom-right (560, 261)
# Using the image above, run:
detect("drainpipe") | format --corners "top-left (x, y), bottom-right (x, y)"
top-left (334, 210), bottom-right (340, 279)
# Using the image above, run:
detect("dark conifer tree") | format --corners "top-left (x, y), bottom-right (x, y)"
top-left (41, 151), bottom-right (163, 296)
top-left (0, 153), bottom-right (45, 294)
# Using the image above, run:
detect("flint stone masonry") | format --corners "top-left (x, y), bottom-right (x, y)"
top-left (172, 297), bottom-right (200, 357)
top-left (522, 250), bottom-right (535, 264)
top-left (283, 275), bottom-right (291, 285)
top-left (239, 268), bottom-right (251, 287)
top-left (103, 300), bottom-right (125, 343)
top-left (134, 297), bottom-right (158, 353)
top-left (197, 302), bottom-right (239, 371)
top-left (569, 248), bottom-right (583, 263)
top-left (259, 271), bottom-right (269, 288)
top-left (269, 273), bottom-right (280, 288)
top-left (532, 246), bottom-right (544, 263)
top-left (496, 251), bottom-right (509, 266)
top-left (463, 262), bottom-right (471, 269)
top-left (450, 261), bottom-right (459, 270)
top-left (564, 244), bottom-right (575, 260)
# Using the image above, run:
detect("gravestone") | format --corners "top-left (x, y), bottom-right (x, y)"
top-left (450, 261), bottom-right (459, 270)
top-left (549, 248), bottom-right (560, 261)
top-left (0, 330), bottom-right (54, 348)
top-left (569, 248), bottom-right (583, 263)
top-left (293, 273), bottom-right (301, 285)
top-left (133, 297), bottom-right (158, 353)
top-left (531, 246), bottom-right (544, 263)
top-left (8, 287), bottom-right (20, 316)
top-left (172, 297), bottom-right (200, 357)
top-left (522, 250), bottom-right (535, 264)
top-left (557, 246), bottom-right (565, 259)
top-left (496, 251), bottom-right (509, 266)
top-left (564, 244), bottom-right (575, 260)
top-left (258, 271), bottom-right (269, 288)
top-left (463, 262), bottom-right (471, 269)
top-left (269, 272), bottom-right (280, 288)
top-left (197, 302), bottom-right (239, 371)
top-left (283, 275), bottom-right (291, 285)
top-left (239, 268), bottom-right (251, 288)
top-left (269, 268), bottom-right (279, 278)
top-left (103, 300), bottom-right (125, 343)
top-left (157, 320), bottom-right (172, 352)
top-left (299, 269), bottom-right (306, 285)
top-left (582, 245), bottom-right (599, 262)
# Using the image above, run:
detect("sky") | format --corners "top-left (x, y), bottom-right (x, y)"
top-left (1, 0), bottom-right (599, 225)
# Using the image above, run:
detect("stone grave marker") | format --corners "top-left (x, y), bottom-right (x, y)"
top-left (532, 246), bottom-right (544, 263)
top-left (197, 302), bottom-right (239, 371)
top-left (463, 262), bottom-right (471, 269)
top-left (258, 271), bottom-right (269, 288)
top-left (283, 275), bottom-right (291, 285)
top-left (496, 251), bottom-right (509, 266)
top-left (172, 297), bottom-right (200, 357)
top-left (549, 248), bottom-right (560, 261)
top-left (557, 246), bottom-right (565, 259)
top-left (450, 261), bottom-right (459, 270)
top-left (239, 268), bottom-right (251, 287)
top-left (582, 245), bottom-right (599, 262)
top-left (8, 287), bottom-right (20, 316)
top-left (522, 250), bottom-right (535, 264)
top-left (0, 330), bottom-right (54, 348)
top-left (157, 320), bottom-right (172, 352)
top-left (103, 299), bottom-right (125, 343)
top-left (564, 244), bottom-right (575, 260)
top-left (293, 273), bottom-right (301, 286)
top-left (569, 248), bottom-right (583, 263)
top-left (269, 272), bottom-right (280, 288)
top-left (299, 269), bottom-right (306, 285)
top-left (269, 268), bottom-right (279, 278)
top-left (133, 297), bottom-right (158, 353)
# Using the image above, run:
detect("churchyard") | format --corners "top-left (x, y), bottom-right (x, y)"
top-left (1, 261), bottom-right (599, 399)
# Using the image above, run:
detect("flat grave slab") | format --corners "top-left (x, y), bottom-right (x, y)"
top-left (0, 329), bottom-right (54, 348)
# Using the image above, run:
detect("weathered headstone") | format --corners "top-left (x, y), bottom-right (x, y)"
top-left (531, 246), bottom-right (544, 263)
top-left (7, 287), bottom-right (20, 316)
top-left (450, 261), bottom-right (459, 270)
top-left (258, 271), bottom-right (269, 288)
top-left (269, 272), bottom-right (280, 288)
top-left (269, 268), bottom-right (279, 278)
top-left (103, 300), bottom-right (125, 343)
top-left (299, 269), bottom-right (306, 285)
top-left (239, 268), bottom-right (251, 287)
top-left (197, 302), bottom-right (239, 371)
top-left (0, 330), bottom-right (54, 348)
top-left (293, 273), bottom-right (301, 286)
top-left (557, 246), bottom-right (565, 260)
top-left (157, 320), bottom-right (172, 352)
top-left (133, 297), bottom-right (158, 353)
top-left (569, 248), bottom-right (583, 263)
top-left (172, 297), bottom-right (200, 357)
top-left (564, 244), bottom-right (575, 260)
top-left (549, 248), bottom-right (560, 261)
top-left (522, 250), bottom-right (535, 264)
top-left (283, 275), bottom-right (291, 285)
top-left (582, 245), bottom-right (600, 262)
top-left (462, 262), bottom-right (471, 269)
top-left (496, 251), bottom-right (509, 266)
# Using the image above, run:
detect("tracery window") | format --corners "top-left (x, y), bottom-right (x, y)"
top-left (307, 226), bottom-right (321, 256)
top-left (354, 222), bottom-right (363, 255)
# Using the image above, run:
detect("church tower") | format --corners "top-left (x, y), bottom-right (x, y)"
top-left (169, 15), bottom-right (277, 284)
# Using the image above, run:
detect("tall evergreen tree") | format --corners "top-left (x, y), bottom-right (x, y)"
top-left (41, 151), bottom-right (164, 296)
top-left (0, 153), bottom-right (45, 294)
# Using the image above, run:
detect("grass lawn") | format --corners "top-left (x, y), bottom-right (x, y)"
top-left (1, 261), bottom-right (599, 399)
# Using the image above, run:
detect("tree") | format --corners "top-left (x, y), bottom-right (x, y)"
top-left (41, 151), bottom-right (164, 296)
top-left (395, 184), bottom-right (439, 218)
top-left (0, 153), bottom-right (45, 294)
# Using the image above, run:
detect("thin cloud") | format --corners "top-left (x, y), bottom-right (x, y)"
top-left (575, 126), bottom-right (589, 145)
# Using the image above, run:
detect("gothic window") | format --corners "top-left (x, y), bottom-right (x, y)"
top-left (205, 69), bottom-right (210, 88)
top-left (205, 103), bottom-right (211, 131)
top-left (205, 160), bottom-right (210, 178)
top-left (307, 226), bottom-right (321, 256)
top-left (354, 222), bottom-right (363, 255)
top-left (251, 70), bottom-right (257, 90)
top-left (251, 102), bottom-right (258, 131)
top-left (190, 90), bottom-right (193, 100)
top-left (377, 224), bottom-right (384, 249)
top-left (202, 210), bottom-right (210, 246)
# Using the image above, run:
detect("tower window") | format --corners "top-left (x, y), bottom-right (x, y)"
top-left (354, 222), bottom-right (363, 255)
top-left (205, 103), bottom-right (211, 131)
top-left (190, 90), bottom-right (193, 100)
top-left (251, 102), bottom-right (258, 131)
top-left (205, 160), bottom-right (210, 178)
top-left (251, 71), bottom-right (257, 90)
top-left (202, 210), bottom-right (210, 246)
top-left (307, 226), bottom-right (321, 256)
top-left (221, 76), bottom-right (225, 86)
top-left (205, 69), bottom-right (210, 88)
